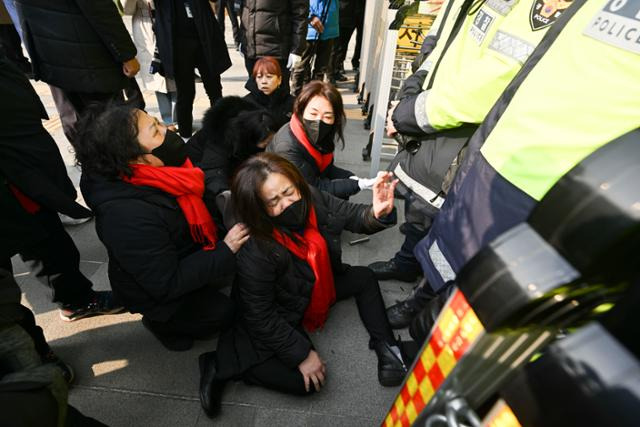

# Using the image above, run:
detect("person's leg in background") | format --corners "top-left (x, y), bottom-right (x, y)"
top-left (351, 3), bottom-right (365, 71)
top-left (311, 38), bottom-right (335, 82)
top-left (333, 25), bottom-right (355, 79)
top-left (194, 42), bottom-right (223, 106)
top-left (214, 0), bottom-right (227, 41)
top-left (225, 0), bottom-right (241, 49)
top-left (155, 90), bottom-right (177, 124)
top-left (173, 37), bottom-right (199, 137)
top-left (291, 40), bottom-right (317, 96)
top-left (243, 356), bottom-right (314, 395)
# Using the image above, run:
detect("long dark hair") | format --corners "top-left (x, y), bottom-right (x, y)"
top-left (72, 103), bottom-right (143, 178)
top-left (293, 80), bottom-right (346, 147)
top-left (231, 153), bottom-right (312, 242)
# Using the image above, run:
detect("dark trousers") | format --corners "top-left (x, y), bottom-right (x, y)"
top-left (215, 0), bottom-right (241, 45)
top-left (244, 56), bottom-right (290, 94)
top-left (144, 284), bottom-right (235, 339)
top-left (242, 265), bottom-right (395, 395)
top-left (392, 198), bottom-right (432, 274)
top-left (173, 37), bottom-right (222, 137)
top-left (1, 209), bottom-right (94, 307)
top-left (49, 79), bottom-right (144, 144)
top-left (333, 22), bottom-right (364, 73)
top-left (291, 38), bottom-right (335, 96)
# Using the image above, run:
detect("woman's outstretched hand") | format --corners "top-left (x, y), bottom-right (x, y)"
top-left (372, 171), bottom-right (399, 219)
top-left (223, 223), bottom-right (250, 253)
top-left (298, 350), bottom-right (326, 392)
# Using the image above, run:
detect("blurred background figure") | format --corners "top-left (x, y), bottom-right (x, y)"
top-left (15, 0), bottom-right (143, 144)
top-left (0, 1), bottom-right (31, 75)
top-left (214, 0), bottom-right (241, 50)
top-left (153, 0), bottom-right (230, 137)
top-left (239, 0), bottom-right (309, 94)
top-left (291, 0), bottom-right (339, 95)
top-left (332, 0), bottom-right (365, 81)
top-left (122, 0), bottom-right (178, 125)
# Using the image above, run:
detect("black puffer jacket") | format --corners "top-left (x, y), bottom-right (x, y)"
top-left (154, 0), bottom-right (231, 79)
top-left (240, 0), bottom-right (309, 59)
top-left (244, 78), bottom-right (294, 130)
top-left (81, 173), bottom-right (235, 322)
top-left (268, 124), bottom-right (359, 199)
top-left (216, 187), bottom-right (396, 378)
top-left (15, 0), bottom-right (136, 92)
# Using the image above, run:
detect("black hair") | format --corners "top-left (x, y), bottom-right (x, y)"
top-left (72, 103), bottom-right (143, 178)
top-left (226, 110), bottom-right (279, 160)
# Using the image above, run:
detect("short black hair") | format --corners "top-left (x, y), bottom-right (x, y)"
top-left (227, 110), bottom-right (279, 159)
top-left (72, 103), bottom-right (143, 178)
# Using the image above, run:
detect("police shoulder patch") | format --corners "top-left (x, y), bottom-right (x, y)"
top-left (530, 0), bottom-right (573, 31)
top-left (583, 0), bottom-right (640, 54)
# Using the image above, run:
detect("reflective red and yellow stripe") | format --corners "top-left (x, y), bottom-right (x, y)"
top-left (383, 289), bottom-right (484, 427)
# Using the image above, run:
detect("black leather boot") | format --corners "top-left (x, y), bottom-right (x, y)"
top-left (373, 341), bottom-right (408, 387)
top-left (199, 351), bottom-right (226, 418)
top-left (368, 259), bottom-right (420, 282)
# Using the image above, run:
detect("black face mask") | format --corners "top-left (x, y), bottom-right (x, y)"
top-left (303, 118), bottom-right (336, 154)
top-left (272, 199), bottom-right (307, 230)
top-left (151, 130), bottom-right (188, 167)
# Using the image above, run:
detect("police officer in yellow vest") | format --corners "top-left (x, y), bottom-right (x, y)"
top-left (413, 0), bottom-right (640, 309)
top-left (369, 0), bottom-right (575, 325)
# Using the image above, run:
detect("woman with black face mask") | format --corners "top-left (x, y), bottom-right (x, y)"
top-left (71, 104), bottom-right (250, 352)
top-left (198, 153), bottom-right (408, 418)
top-left (267, 80), bottom-right (375, 200)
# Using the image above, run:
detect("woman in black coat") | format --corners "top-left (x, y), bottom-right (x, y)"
top-left (267, 80), bottom-right (376, 199)
top-left (244, 56), bottom-right (295, 130)
top-left (153, 0), bottom-right (231, 137)
top-left (187, 96), bottom-right (280, 198)
top-left (74, 104), bottom-right (249, 351)
top-left (198, 153), bottom-right (408, 418)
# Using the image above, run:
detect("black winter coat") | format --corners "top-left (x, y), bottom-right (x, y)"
top-left (339, 0), bottom-right (365, 28)
top-left (244, 79), bottom-right (294, 130)
top-left (80, 173), bottom-right (236, 322)
top-left (216, 188), bottom-right (396, 378)
top-left (154, 0), bottom-right (231, 79)
top-left (240, 0), bottom-right (309, 59)
top-left (15, 0), bottom-right (136, 92)
top-left (1, 55), bottom-right (91, 258)
top-left (268, 124), bottom-right (360, 199)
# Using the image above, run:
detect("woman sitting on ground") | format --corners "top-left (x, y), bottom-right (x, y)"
top-left (186, 96), bottom-right (279, 197)
top-left (268, 80), bottom-right (375, 199)
top-left (73, 104), bottom-right (249, 352)
top-left (244, 56), bottom-right (295, 130)
top-left (198, 153), bottom-right (407, 417)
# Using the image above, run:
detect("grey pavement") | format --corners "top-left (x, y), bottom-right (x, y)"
top-left (11, 20), bottom-right (415, 427)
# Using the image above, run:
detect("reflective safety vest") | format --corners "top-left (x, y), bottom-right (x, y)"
top-left (415, 0), bottom-right (640, 292)
top-left (415, 0), bottom-right (574, 133)
top-left (481, 0), bottom-right (640, 200)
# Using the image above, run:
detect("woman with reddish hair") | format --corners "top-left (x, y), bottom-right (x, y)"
top-left (198, 153), bottom-right (407, 417)
top-left (268, 80), bottom-right (375, 199)
top-left (244, 56), bottom-right (295, 129)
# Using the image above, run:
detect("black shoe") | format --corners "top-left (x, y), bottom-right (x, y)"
top-left (199, 352), bottom-right (226, 418)
top-left (59, 291), bottom-right (125, 322)
top-left (386, 299), bottom-right (421, 329)
top-left (141, 317), bottom-right (193, 351)
top-left (334, 72), bottom-right (348, 82)
top-left (368, 259), bottom-right (419, 282)
top-left (42, 351), bottom-right (75, 384)
top-left (373, 341), bottom-right (407, 387)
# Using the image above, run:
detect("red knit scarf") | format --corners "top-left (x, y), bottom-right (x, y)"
top-left (123, 159), bottom-right (218, 250)
top-left (289, 114), bottom-right (333, 172)
top-left (273, 206), bottom-right (336, 331)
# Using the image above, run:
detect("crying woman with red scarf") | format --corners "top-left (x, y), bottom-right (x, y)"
top-left (73, 104), bottom-right (250, 352)
top-left (198, 153), bottom-right (408, 418)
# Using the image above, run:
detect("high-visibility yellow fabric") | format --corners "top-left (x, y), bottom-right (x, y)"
top-left (481, 0), bottom-right (640, 200)
top-left (424, 0), bottom-right (570, 130)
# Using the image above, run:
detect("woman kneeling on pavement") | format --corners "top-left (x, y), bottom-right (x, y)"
top-left (244, 56), bottom-right (295, 130)
top-left (73, 104), bottom-right (249, 351)
top-left (268, 81), bottom-right (376, 200)
top-left (199, 153), bottom-right (408, 417)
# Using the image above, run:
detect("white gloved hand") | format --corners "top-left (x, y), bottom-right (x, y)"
top-left (287, 53), bottom-right (302, 70)
top-left (350, 176), bottom-right (376, 191)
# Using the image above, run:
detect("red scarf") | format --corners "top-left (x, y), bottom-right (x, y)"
top-left (290, 114), bottom-right (333, 172)
top-left (123, 159), bottom-right (218, 250)
top-left (273, 206), bottom-right (336, 331)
